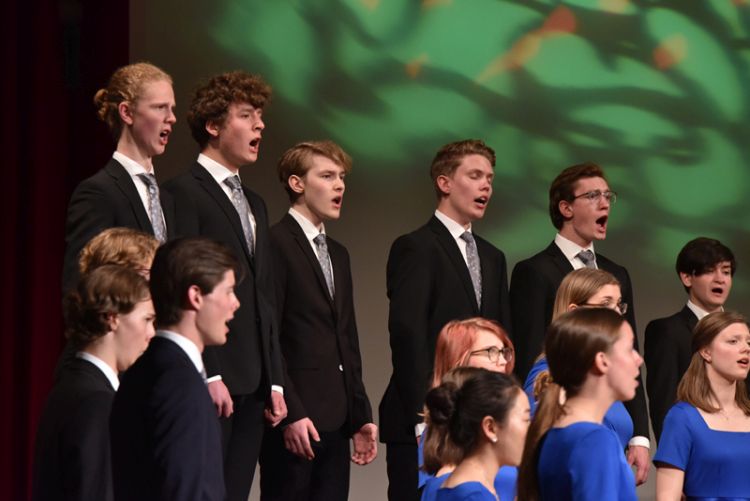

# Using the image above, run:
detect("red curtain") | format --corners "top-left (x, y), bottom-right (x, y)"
top-left (0, 1), bottom-right (127, 499)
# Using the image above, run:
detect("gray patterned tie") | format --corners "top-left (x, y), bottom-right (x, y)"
top-left (223, 176), bottom-right (255, 257)
top-left (137, 173), bottom-right (166, 243)
top-left (577, 249), bottom-right (597, 269)
top-left (313, 234), bottom-right (335, 298)
top-left (460, 231), bottom-right (482, 308)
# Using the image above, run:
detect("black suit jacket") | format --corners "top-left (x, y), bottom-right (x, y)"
top-left (644, 305), bottom-right (698, 441)
top-left (110, 337), bottom-right (224, 501)
top-left (62, 158), bottom-right (176, 292)
top-left (270, 214), bottom-right (372, 434)
top-left (32, 357), bottom-right (115, 501)
top-left (510, 240), bottom-right (650, 439)
top-left (162, 162), bottom-right (282, 395)
top-left (379, 216), bottom-right (511, 443)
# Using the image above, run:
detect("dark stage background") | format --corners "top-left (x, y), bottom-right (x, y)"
top-left (4, 1), bottom-right (749, 500)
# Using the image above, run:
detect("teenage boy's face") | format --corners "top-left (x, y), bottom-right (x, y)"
top-left (127, 79), bottom-right (176, 159)
top-left (293, 155), bottom-right (346, 227)
top-left (681, 261), bottom-right (733, 312)
top-left (215, 102), bottom-right (264, 170)
top-left (560, 176), bottom-right (610, 247)
top-left (196, 270), bottom-right (240, 347)
top-left (438, 154), bottom-right (494, 226)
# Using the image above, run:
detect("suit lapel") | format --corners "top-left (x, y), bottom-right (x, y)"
top-left (106, 159), bottom-right (154, 233)
top-left (191, 163), bottom-right (254, 266)
top-left (544, 241), bottom-right (574, 281)
top-left (429, 216), bottom-right (479, 313)
top-left (679, 305), bottom-right (699, 331)
top-left (283, 214), bottom-right (335, 310)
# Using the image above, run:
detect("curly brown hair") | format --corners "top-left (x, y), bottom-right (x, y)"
top-left (187, 71), bottom-right (272, 148)
top-left (93, 62), bottom-right (172, 140)
top-left (78, 227), bottom-right (159, 275)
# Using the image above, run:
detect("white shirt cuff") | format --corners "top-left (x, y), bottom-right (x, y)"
top-left (414, 422), bottom-right (426, 437)
top-left (628, 435), bottom-right (650, 449)
top-left (271, 385), bottom-right (284, 395)
top-left (205, 375), bottom-right (222, 383)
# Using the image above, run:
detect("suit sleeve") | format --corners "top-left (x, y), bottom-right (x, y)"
top-left (63, 179), bottom-right (117, 292)
top-left (386, 235), bottom-right (434, 427)
top-left (618, 267), bottom-right (651, 440)
top-left (340, 248), bottom-right (373, 433)
top-left (509, 260), bottom-right (553, 379)
top-left (61, 392), bottom-right (114, 501)
top-left (644, 319), bottom-right (679, 442)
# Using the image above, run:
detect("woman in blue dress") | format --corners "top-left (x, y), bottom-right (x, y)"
top-left (418, 318), bottom-right (518, 500)
top-left (518, 307), bottom-right (642, 501)
top-left (423, 367), bottom-right (530, 501)
top-left (524, 268), bottom-right (633, 449)
top-left (654, 311), bottom-right (750, 500)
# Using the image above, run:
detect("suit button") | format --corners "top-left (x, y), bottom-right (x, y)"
top-left (338, 364), bottom-right (343, 372)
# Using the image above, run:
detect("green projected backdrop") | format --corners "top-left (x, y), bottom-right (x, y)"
top-left (132, 1), bottom-right (749, 498)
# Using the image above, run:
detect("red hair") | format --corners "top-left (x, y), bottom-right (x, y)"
top-left (431, 317), bottom-right (514, 388)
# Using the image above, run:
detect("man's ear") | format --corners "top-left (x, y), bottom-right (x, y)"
top-left (186, 284), bottom-right (203, 311)
top-left (679, 272), bottom-right (693, 289)
top-left (436, 174), bottom-right (452, 197)
top-left (106, 312), bottom-right (120, 333)
top-left (288, 174), bottom-right (305, 195)
top-left (205, 120), bottom-right (221, 139)
top-left (558, 199), bottom-right (574, 219)
top-left (118, 101), bottom-right (135, 126)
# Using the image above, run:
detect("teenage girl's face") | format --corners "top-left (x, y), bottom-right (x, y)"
top-left (702, 322), bottom-right (750, 382)
top-left (496, 389), bottom-right (531, 467)
top-left (604, 322), bottom-right (642, 401)
top-left (113, 299), bottom-right (156, 371)
top-left (125, 79), bottom-right (176, 159)
top-left (466, 329), bottom-right (509, 374)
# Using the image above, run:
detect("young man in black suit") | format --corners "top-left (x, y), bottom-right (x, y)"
top-left (110, 237), bottom-right (240, 501)
top-left (379, 139), bottom-right (511, 501)
top-left (509, 162), bottom-right (651, 483)
top-left (63, 62), bottom-right (176, 292)
top-left (162, 71), bottom-right (286, 501)
top-left (259, 141), bottom-right (377, 500)
top-left (645, 237), bottom-right (736, 440)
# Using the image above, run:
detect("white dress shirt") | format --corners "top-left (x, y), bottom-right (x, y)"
top-left (112, 151), bottom-right (165, 230)
top-left (554, 233), bottom-right (597, 270)
top-left (76, 351), bottom-right (119, 391)
top-left (434, 210), bottom-right (472, 266)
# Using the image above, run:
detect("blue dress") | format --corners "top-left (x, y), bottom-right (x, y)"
top-left (422, 468), bottom-right (517, 501)
top-left (537, 422), bottom-right (636, 501)
top-left (524, 357), bottom-right (634, 449)
top-left (435, 481), bottom-right (497, 501)
top-left (654, 401), bottom-right (750, 499)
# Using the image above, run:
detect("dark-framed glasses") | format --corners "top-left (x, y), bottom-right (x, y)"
top-left (469, 346), bottom-right (514, 363)
top-left (572, 190), bottom-right (617, 204)
top-left (581, 301), bottom-right (628, 315)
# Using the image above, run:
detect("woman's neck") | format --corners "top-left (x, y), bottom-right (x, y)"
top-left (444, 445), bottom-right (499, 493)
top-left (707, 366), bottom-right (738, 411)
top-left (557, 380), bottom-right (613, 427)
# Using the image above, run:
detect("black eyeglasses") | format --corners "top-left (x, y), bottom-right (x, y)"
top-left (469, 346), bottom-right (514, 363)
top-left (580, 301), bottom-right (628, 315)
top-left (572, 190), bottom-right (617, 204)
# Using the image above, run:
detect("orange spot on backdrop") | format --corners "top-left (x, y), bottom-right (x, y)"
top-left (653, 34), bottom-right (688, 70)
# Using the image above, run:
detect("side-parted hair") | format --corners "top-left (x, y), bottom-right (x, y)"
top-left (64, 265), bottom-right (150, 348)
top-left (548, 162), bottom-right (606, 230)
top-left (187, 71), bottom-right (272, 148)
top-left (677, 311), bottom-right (750, 415)
top-left (277, 140), bottom-right (352, 202)
top-left (518, 308), bottom-right (626, 501)
top-left (676, 237), bottom-right (737, 293)
top-left (423, 368), bottom-right (521, 472)
top-left (93, 62), bottom-right (172, 140)
top-left (429, 139), bottom-right (495, 198)
top-left (149, 238), bottom-right (242, 327)
top-left (431, 317), bottom-right (514, 388)
top-left (78, 227), bottom-right (160, 274)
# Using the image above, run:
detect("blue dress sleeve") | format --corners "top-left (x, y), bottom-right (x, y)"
top-left (569, 427), bottom-right (632, 500)
top-left (653, 403), bottom-right (692, 471)
top-left (418, 428), bottom-right (433, 488)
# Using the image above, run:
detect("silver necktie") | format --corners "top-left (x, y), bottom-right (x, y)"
top-left (137, 173), bottom-right (166, 243)
top-left (314, 234), bottom-right (335, 298)
top-left (223, 175), bottom-right (255, 256)
top-left (460, 231), bottom-right (482, 308)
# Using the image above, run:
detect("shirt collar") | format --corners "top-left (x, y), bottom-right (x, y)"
top-left (555, 233), bottom-right (595, 262)
top-left (156, 330), bottom-right (205, 375)
top-left (288, 207), bottom-right (325, 241)
top-left (434, 210), bottom-right (471, 239)
top-left (113, 151), bottom-right (153, 176)
top-left (686, 300), bottom-right (721, 320)
top-left (76, 351), bottom-right (119, 391)
top-left (198, 153), bottom-right (239, 186)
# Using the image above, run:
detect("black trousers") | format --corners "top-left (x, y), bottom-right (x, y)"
top-left (385, 442), bottom-right (419, 501)
top-left (221, 391), bottom-right (267, 501)
top-left (259, 425), bottom-right (350, 501)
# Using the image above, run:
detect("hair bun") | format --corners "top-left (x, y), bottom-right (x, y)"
top-left (425, 381), bottom-right (459, 426)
